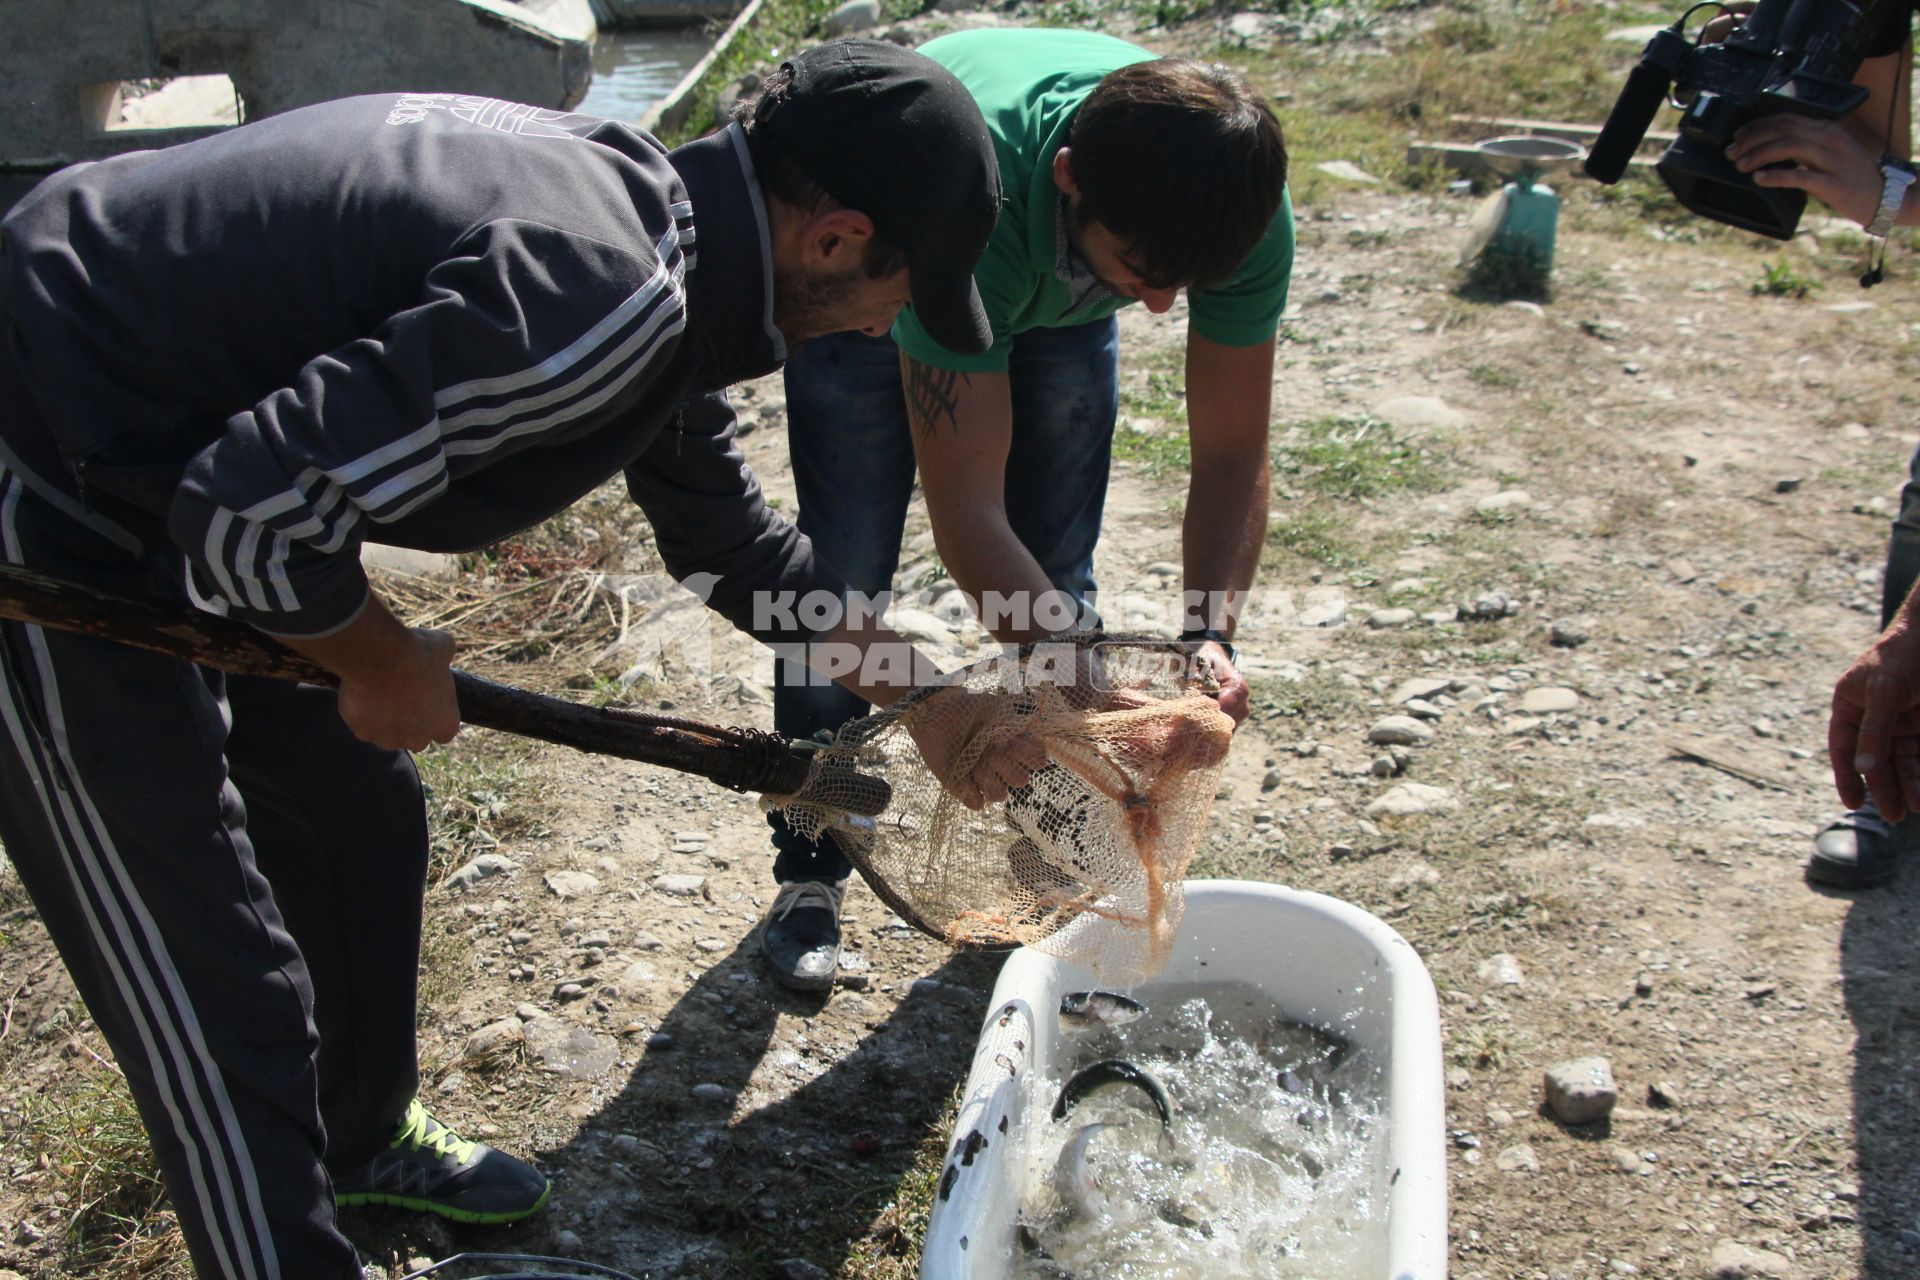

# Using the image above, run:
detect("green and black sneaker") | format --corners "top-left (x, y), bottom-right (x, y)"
top-left (334, 1098), bottom-right (551, 1224)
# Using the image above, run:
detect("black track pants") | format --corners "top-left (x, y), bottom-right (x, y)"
top-left (0, 461), bottom-right (429, 1280)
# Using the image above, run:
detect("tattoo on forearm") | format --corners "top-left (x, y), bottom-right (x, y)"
top-left (904, 359), bottom-right (969, 438)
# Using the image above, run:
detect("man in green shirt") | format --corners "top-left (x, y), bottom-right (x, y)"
top-left (761, 28), bottom-right (1294, 989)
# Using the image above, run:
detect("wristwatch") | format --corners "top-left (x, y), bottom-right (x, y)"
top-left (1180, 627), bottom-right (1238, 668)
top-left (1868, 154), bottom-right (1915, 239)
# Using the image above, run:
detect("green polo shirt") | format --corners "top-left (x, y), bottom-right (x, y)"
top-left (892, 28), bottom-right (1295, 373)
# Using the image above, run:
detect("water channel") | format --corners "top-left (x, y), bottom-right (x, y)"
top-left (574, 27), bottom-right (715, 123)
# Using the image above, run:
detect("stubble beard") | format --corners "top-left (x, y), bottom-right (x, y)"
top-left (772, 262), bottom-right (864, 348)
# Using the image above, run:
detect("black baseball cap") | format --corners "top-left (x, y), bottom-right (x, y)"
top-left (755, 39), bottom-right (1002, 355)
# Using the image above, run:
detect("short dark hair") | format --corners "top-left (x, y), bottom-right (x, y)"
top-left (734, 67), bottom-right (910, 279)
top-left (1067, 58), bottom-right (1288, 290)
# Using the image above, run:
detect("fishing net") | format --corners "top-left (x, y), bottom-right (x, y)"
top-left (767, 638), bottom-right (1236, 985)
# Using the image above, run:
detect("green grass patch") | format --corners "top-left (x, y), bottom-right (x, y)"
top-left (1112, 419), bottom-right (1192, 476)
top-left (8, 1069), bottom-right (188, 1278)
top-left (1272, 414), bottom-right (1451, 499)
top-left (416, 736), bottom-right (543, 888)
top-left (1751, 255), bottom-right (1821, 299)
top-left (1246, 668), bottom-right (1361, 723)
top-left (1261, 511), bottom-right (1369, 574)
top-left (1115, 358), bottom-right (1192, 476)
top-left (657, 0), bottom-right (863, 148)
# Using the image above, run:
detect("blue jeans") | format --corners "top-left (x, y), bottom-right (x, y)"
top-left (768, 317), bottom-right (1120, 882)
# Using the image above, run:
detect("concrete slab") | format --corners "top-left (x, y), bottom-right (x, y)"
top-left (0, 0), bottom-right (595, 171)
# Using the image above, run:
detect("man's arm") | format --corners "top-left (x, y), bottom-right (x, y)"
top-left (1727, 40), bottom-right (1916, 229)
top-left (903, 353), bottom-right (1075, 643)
top-left (272, 593), bottom-right (458, 752)
top-left (1181, 333), bottom-right (1276, 724)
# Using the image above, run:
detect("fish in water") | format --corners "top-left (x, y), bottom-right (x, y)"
top-left (1050, 1120), bottom-right (1118, 1219)
top-left (1052, 1058), bottom-right (1175, 1134)
top-left (1058, 989), bottom-right (1146, 1035)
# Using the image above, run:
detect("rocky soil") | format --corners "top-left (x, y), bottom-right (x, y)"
top-left (9, 5), bottom-right (1920, 1280)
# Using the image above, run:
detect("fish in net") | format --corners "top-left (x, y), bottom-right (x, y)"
top-left (768, 638), bottom-right (1236, 985)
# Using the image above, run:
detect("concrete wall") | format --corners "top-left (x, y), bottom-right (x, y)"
top-left (2, 0), bottom-right (596, 170)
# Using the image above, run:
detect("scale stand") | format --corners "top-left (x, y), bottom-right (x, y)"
top-left (1459, 135), bottom-right (1586, 297)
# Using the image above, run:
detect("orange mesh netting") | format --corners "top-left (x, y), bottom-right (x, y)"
top-left (768, 639), bottom-right (1235, 985)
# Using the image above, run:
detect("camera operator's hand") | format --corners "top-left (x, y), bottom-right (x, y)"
top-left (1727, 114), bottom-right (1892, 229)
top-left (1700, 1), bottom-right (1756, 47)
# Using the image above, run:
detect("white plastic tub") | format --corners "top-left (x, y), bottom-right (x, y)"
top-left (921, 879), bottom-right (1447, 1280)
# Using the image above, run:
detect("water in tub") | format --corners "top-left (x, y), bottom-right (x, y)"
top-left (1015, 980), bottom-right (1388, 1277)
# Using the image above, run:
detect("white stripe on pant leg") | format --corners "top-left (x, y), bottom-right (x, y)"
top-left (0, 473), bottom-right (278, 1280)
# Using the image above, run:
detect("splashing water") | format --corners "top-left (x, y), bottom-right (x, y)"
top-left (1014, 981), bottom-right (1389, 1278)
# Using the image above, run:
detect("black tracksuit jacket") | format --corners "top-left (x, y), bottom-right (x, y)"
top-left (0, 92), bottom-right (843, 641)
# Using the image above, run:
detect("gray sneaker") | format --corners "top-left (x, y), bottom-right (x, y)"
top-left (1808, 799), bottom-right (1903, 889)
top-left (761, 878), bottom-right (848, 991)
top-left (333, 1099), bottom-right (550, 1224)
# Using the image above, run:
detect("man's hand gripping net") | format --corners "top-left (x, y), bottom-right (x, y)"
top-left (765, 639), bottom-right (1235, 984)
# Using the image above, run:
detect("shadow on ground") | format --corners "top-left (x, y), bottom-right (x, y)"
top-left (1838, 866), bottom-right (1920, 1278)
top-left (504, 935), bottom-right (1004, 1278)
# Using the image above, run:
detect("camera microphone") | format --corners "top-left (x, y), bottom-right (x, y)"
top-left (1585, 59), bottom-right (1676, 184)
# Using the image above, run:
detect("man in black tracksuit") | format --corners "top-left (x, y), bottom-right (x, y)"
top-left (0, 42), bottom-right (1002, 1279)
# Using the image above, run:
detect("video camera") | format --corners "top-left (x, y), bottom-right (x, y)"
top-left (1586, 0), bottom-right (1897, 239)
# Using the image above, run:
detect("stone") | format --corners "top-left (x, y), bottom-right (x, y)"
top-left (1648, 1080), bottom-right (1683, 1109)
top-left (1478, 952), bottom-right (1525, 987)
top-left (1368, 715), bottom-right (1434, 746)
top-left (822, 0), bottom-right (882, 37)
top-left (543, 870), bottom-right (600, 899)
top-left (444, 853), bottom-right (521, 892)
top-left (690, 1082), bottom-right (732, 1103)
top-left (1544, 1056), bottom-right (1619, 1125)
top-left (1467, 590), bottom-right (1513, 619)
top-left (631, 931), bottom-right (665, 950)
top-left (1316, 159), bottom-right (1380, 184)
top-left (462, 1018), bottom-right (524, 1065)
top-left (1298, 594), bottom-right (1347, 628)
top-left (1403, 698), bottom-right (1445, 720)
top-left (615, 961), bottom-right (658, 998)
top-left (362, 543), bottom-right (459, 579)
top-left (886, 607), bottom-right (957, 650)
top-left (653, 873), bottom-right (708, 897)
top-left (1550, 620), bottom-right (1590, 648)
top-left (1520, 686), bottom-right (1580, 714)
top-left (1707, 1240), bottom-right (1795, 1279)
top-left (1495, 1143), bottom-right (1539, 1173)
top-left (1391, 676), bottom-right (1451, 705)
top-left (1365, 782), bottom-right (1458, 818)
top-left (930, 588), bottom-right (974, 627)
top-left (522, 1019), bottom-right (619, 1080)
top-left (1373, 395), bottom-right (1465, 431)
top-left (1774, 475), bottom-right (1803, 494)
top-left (1388, 860), bottom-right (1440, 894)
top-left (1367, 607), bottom-right (1417, 628)
top-left (1475, 490), bottom-right (1533, 514)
